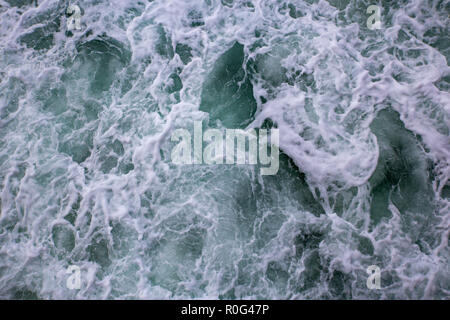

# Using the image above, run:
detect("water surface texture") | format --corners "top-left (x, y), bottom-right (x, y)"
top-left (0, 0), bottom-right (449, 299)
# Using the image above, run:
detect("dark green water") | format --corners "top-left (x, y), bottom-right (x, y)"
top-left (0, 0), bottom-right (448, 299)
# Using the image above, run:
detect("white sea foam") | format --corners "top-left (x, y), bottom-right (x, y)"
top-left (0, 0), bottom-right (448, 299)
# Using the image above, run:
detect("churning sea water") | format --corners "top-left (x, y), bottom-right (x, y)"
top-left (0, 0), bottom-right (448, 299)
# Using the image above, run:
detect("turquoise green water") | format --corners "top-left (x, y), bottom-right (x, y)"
top-left (0, 0), bottom-right (448, 299)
